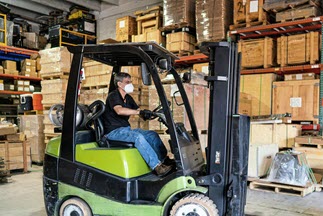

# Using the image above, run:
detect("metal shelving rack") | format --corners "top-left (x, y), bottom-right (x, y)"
top-left (230, 16), bottom-right (323, 132)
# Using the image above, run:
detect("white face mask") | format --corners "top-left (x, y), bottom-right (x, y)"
top-left (124, 83), bottom-right (134, 94)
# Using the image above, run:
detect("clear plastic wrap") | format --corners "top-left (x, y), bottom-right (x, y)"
top-left (163, 0), bottom-right (196, 27)
top-left (6, 21), bottom-right (13, 46)
top-left (196, 0), bottom-right (233, 43)
top-left (266, 151), bottom-right (316, 187)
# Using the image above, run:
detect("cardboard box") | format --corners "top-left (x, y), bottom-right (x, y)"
top-left (4, 84), bottom-right (15, 91)
top-left (248, 143), bottom-right (278, 178)
top-left (164, 0), bottom-right (196, 28)
top-left (240, 73), bottom-right (277, 116)
top-left (0, 65), bottom-right (3, 74)
top-left (22, 32), bottom-right (39, 50)
top-left (14, 80), bottom-right (24, 86)
top-left (36, 58), bottom-right (41, 71)
top-left (21, 65), bottom-right (36, 73)
top-left (193, 63), bottom-right (209, 74)
top-left (21, 59), bottom-right (36, 67)
top-left (239, 92), bottom-right (252, 116)
top-left (3, 60), bottom-right (17, 70)
top-left (4, 69), bottom-right (19, 75)
top-left (166, 32), bottom-right (196, 53)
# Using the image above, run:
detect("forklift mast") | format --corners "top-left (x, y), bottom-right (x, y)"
top-left (199, 42), bottom-right (250, 216)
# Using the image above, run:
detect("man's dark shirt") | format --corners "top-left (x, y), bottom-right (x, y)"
top-left (103, 89), bottom-right (139, 134)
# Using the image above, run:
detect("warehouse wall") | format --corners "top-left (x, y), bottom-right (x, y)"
top-left (97, 0), bottom-right (162, 41)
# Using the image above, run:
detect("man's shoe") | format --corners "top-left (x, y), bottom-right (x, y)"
top-left (154, 163), bottom-right (172, 177)
top-left (163, 156), bottom-right (176, 167)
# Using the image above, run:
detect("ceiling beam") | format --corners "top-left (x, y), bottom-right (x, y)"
top-left (30, 0), bottom-right (71, 12)
top-left (99, 0), bottom-right (162, 20)
top-left (65, 0), bottom-right (101, 12)
top-left (8, 7), bottom-right (47, 24)
top-left (101, 0), bottom-right (119, 6)
top-left (0, 0), bottom-right (52, 15)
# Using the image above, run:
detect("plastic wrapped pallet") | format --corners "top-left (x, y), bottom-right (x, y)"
top-left (163, 0), bottom-right (196, 28)
top-left (19, 115), bottom-right (45, 163)
top-left (266, 151), bottom-right (314, 187)
top-left (196, 0), bottom-right (233, 43)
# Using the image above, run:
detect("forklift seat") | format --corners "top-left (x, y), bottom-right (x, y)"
top-left (75, 130), bottom-right (96, 144)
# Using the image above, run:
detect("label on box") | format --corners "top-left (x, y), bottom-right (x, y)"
top-left (290, 97), bottom-right (302, 107)
top-left (119, 20), bottom-right (125, 28)
top-left (24, 81), bottom-right (30, 85)
top-left (0, 83), bottom-right (3, 91)
top-left (296, 74), bottom-right (302, 80)
top-left (201, 66), bottom-right (208, 74)
top-left (18, 86), bottom-right (24, 91)
top-left (250, 0), bottom-right (259, 13)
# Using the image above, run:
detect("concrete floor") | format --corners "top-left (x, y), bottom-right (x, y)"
top-left (0, 166), bottom-right (323, 216)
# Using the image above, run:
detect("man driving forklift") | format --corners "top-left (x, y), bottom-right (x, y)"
top-left (102, 72), bottom-right (173, 176)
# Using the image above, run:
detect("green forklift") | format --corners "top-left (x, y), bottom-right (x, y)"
top-left (43, 42), bottom-right (250, 216)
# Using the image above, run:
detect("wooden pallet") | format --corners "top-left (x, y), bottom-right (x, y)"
top-left (24, 110), bottom-right (43, 115)
top-left (249, 180), bottom-right (315, 197)
top-left (41, 72), bottom-right (69, 80)
top-left (230, 19), bottom-right (269, 30)
top-left (44, 133), bottom-right (60, 144)
top-left (295, 136), bottom-right (323, 149)
top-left (81, 84), bottom-right (109, 90)
top-left (173, 50), bottom-right (194, 57)
top-left (160, 22), bottom-right (193, 32)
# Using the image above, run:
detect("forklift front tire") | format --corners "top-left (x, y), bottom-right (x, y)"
top-left (59, 197), bottom-right (92, 216)
top-left (170, 193), bottom-right (219, 216)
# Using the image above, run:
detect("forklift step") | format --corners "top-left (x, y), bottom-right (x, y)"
top-left (249, 180), bottom-right (315, 197)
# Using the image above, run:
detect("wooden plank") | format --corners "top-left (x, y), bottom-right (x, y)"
top-left (295, 136), bottom-right (323, 148)
top-left (272, 79), bottom-right (319, 122)
top-left (249, 180), bottom-right (315, 197)
top-left (293, 147), bottom-right (323, 169)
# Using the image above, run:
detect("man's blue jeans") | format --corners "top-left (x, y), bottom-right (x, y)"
top-left (106, 126), bottom-right (167, 170)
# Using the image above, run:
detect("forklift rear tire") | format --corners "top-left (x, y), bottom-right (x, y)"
top-left (170, 193), bottom-right (219, 216)
top-left (59, 197), bottom-right (92, 216)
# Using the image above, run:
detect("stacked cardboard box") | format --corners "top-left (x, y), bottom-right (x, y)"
top-left (20, 59), bottom-right (37, 77)
top-left (163, 0), bottom-right (196, 28)
top-left (39, 47), bottom-right (72, 143)
top-left (79, 60), bottom-right (112, 105)
top-left (0, 122), bottom-right (30, 172)
top-left (196, 0), bottom-right (233, 42)
top-left (19, 115), bottom-right (45, 163)
top-left (166, 32), bottom-right (196, 54)
top-left (2, 60), bottom-right (18, 76)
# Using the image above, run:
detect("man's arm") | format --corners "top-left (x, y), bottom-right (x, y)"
top-left (114, 105), bottom-right (140, 116)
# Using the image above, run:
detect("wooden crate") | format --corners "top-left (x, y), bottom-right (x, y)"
top-left (0, 141), bottom-right (30, 172)
top-left (284, 73), bottom-right (317, 81)
top-left (135, 6), bottom-right (163, 34)
top-left (250, 123), bottom-right (302, 148)
top-left (272, 79), bottom-right (319, 123)
top-left (240, 73), bottom-right (277, 116)
top-left (231, 0), bottom-right (268, 29)
top-left (276, 5), bottom-right (321, 22)
top-left (239, 37), bottom-right (276, 69)
top-left (293, 141), bottom-right (323, 169)
top-left (132, 30), bottom-right (165, 46)
top-left (277, 32), bottom-right (320, 66)
top-left (116, 16), bottom-right (137, 42)
top-left (166, 32), bottom-right (196, 54)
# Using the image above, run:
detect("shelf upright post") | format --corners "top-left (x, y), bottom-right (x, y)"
top-left (320, 24), bottom-right (323, 135)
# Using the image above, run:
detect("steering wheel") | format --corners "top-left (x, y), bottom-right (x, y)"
top-left (85, 100), bottom-right (105, 129)
top-left (149, 101), bottom-right (171, 124)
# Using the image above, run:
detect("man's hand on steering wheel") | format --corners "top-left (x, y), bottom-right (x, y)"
top-left (139, 109), bottom-right (153, 121)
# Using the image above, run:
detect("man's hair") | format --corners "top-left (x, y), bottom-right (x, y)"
top-left (114, 72), bottom-right (131, 88)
